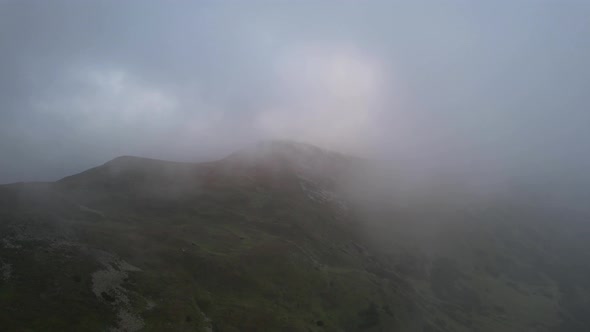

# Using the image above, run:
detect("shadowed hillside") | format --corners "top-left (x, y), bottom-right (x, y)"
top-left (1, 141), bottom-right (589, 331)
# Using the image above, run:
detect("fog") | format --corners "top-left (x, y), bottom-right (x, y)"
top-left (1, 0), bottom-right (589, 203)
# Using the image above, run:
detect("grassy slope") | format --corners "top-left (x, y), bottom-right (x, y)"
top-left (0, 154), bottom-right (417, 331)
top-left (1, 146), bottom-right (589, 331)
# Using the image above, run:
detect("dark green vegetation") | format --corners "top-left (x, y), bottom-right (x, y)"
top-left (1, 141), bottom-right (589, 331)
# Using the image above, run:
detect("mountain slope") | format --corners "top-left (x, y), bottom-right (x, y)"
top-left (1, 141), bottom-right (589, 331)
top-left (0, 142), bottom-right (414, 331)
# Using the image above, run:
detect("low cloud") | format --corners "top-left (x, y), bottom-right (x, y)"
top-left (257, 44), bottom-right (387, 153)
top-left (0, 1), bottom-right (589, 189)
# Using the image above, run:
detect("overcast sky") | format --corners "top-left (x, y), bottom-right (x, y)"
top-left (1, 1), bottom-right (589, 185)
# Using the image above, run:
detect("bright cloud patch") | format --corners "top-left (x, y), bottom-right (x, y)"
top-left (257, 44), bottom-right (385, 153)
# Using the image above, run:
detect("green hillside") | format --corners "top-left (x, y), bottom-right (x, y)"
top-left (1, 141), bottom-right (588, 331)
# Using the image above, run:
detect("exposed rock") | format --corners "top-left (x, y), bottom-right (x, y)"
top-left (91, 251), bottom-right (144, 332)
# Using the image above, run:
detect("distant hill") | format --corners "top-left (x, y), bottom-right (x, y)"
top-left (1, 140), bottom-right (589, 331)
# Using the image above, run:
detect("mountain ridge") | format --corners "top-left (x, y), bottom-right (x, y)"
top-left (1, 141), bottom-right (590, 331)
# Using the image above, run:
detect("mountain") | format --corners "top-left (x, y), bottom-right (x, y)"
top-left (1, 140), bottom-right (589, 331)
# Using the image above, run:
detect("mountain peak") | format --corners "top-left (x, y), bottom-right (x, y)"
top-left (227, 140), bottom-right (344, 164)
top-left (255, 139), bottom-right (327, 153)
top-left (219, 140), bottom-right (359, 189)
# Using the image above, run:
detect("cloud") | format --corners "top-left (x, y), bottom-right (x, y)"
top-left (34, 67), bottom-right (178, 133)
top-left (0, 1), bottom-right (589, 185)
top-left (257, 44), bottom-right (387, 153)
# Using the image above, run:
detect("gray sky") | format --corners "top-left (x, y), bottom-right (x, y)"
top-left (1, 0), bottom-right (589, 186)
